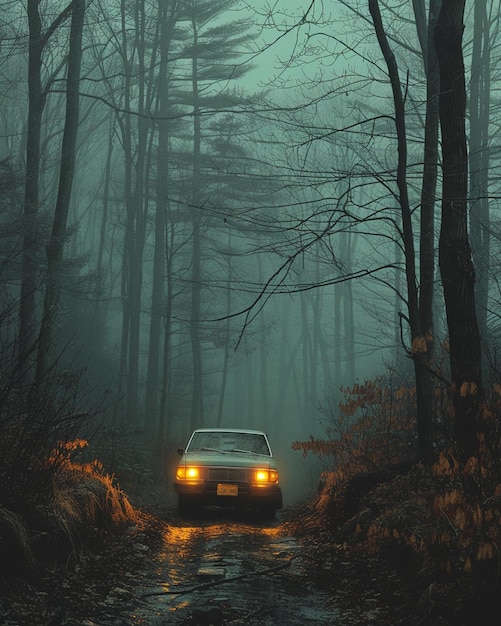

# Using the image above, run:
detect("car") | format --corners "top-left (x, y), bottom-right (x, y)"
top-left (174, 428), bottom-right (283, 517)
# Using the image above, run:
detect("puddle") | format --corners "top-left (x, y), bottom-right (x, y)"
top-left (131, 511), bottom-right (340, 624)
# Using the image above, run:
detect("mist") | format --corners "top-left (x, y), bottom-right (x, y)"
top-left (0, 0), bottom-right (497, 506)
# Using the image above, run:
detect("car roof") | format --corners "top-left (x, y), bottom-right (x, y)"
top-left (191, 428), bottom-right (268, 436)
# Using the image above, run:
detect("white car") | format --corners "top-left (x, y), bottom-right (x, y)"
top-left (174, 428), bottom-right (283, 517)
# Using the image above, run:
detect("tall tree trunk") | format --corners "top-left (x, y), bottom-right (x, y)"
top-left (190, 13), bottom-right (204, 431)
top-left (35, 0), bottom-right (85, 384)
top-left (257, 255), bottom-right (270, 422)
top-left (271, 303), bottom-right (301, 437)
top-left (300, 290), bottom-right (312, 412)
top-left (334, 282), bottom-right (341, 386)
top-left (114, 0), bottom-right (134, 425)
top-left (145, 135), bottom-right (167, 436)
top-left (114, 0), bottom-right (156, 425)
top-left (415, 0), bottom-right (441, 461)
top-left (310, 288), bottom-right (321, 400)
top-left (159, 226), bottom-right (174, 444)
top-left (341, 230), bottom-right (356, 383)
top-left (318, 322), bottom-right (333, 393)
top-left (145, 2), bottom-right (171, 438)
top-left (259, 308), bottom-right (270, 419)
top-left (89, 119), bottom-right (114, 351)
top-left (469, 0), bottom-right (491, 354)
top-left (127, 0), bottom-right (150, 422)
top-left (190, 216), bottom-right (203, 430)
top-left (20, 0), bottom-right (44, 382)
top-left (216, 232), bottom-right (233, 427)
top-left (369, 0), bottom-right (433, 461)
top-left (20, 2), bottom-right (73, 382)
top-left (435, 0), bottom-right (483, 459)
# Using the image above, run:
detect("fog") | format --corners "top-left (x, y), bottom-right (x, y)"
top-left (0, 0), bottom-right (497, 504)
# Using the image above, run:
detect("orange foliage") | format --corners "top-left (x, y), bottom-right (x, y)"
top-left (297, 377), bottom-right (501, 581)
top-left (411, 335), bottom-right (428, 354)
top-left (292, 376), bottom-right (418, 474)
top-left (459, 381), bottom-right (478, 397)
top-left (48, 438), bottom-right (89, 467)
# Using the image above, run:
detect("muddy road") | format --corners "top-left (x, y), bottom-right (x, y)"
top-left (130, 508), bottom-right (339, 625)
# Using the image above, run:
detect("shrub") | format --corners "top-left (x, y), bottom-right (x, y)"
top-left (0, 438), bottom-right (140, 577)
top-left (293, 376), bottom-right (419, 472)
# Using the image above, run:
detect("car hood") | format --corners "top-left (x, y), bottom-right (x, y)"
top-left (180, 451), bottom-right (276, 469)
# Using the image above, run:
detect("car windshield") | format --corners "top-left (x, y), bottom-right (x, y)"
top-left (187, 431), bottom-right (271, 456)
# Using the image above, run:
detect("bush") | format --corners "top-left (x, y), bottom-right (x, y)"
top-left (0, 438), bottom-right (140, 578)
top-left (293, 375), bottom-right (419, 479)
top-left (293, 375), bottom-right (501, 622)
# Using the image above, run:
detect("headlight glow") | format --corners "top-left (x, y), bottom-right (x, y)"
top-left (176, 466), bottom-right (200, 480)
top-left (254, 469), bottom-right (279, 483)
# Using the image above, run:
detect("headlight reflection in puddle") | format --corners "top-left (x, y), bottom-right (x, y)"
top-left (156, 525), bottom-right (202, 588)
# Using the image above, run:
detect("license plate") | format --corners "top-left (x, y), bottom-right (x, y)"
top-left (217, 483), bottom-right (238, 496)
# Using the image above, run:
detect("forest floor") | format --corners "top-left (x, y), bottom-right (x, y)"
top-left (0, 488), bottom-right (496, 625)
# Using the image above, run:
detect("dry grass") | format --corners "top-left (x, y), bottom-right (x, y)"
top-left (0, 506), bottom-right (35, 575)
top-left (46, 459), bottom-right (141, 554)
top-left (0, 441), bottom-right (142, 578)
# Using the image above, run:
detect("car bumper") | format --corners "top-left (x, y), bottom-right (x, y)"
top-left (174, 481), bottom-right (283, 509)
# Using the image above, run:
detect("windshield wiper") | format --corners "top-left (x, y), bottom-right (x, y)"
top-left (191, 447), bottom-right (235, 454)
top-left (231, 448), bottom-right (258, 454)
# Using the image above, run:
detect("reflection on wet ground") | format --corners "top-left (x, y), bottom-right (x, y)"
top-left (131, 508), bottom-right (339, 625)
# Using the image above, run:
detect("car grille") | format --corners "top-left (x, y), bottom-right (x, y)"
top-left (208, 467), bottom-right (247, 482)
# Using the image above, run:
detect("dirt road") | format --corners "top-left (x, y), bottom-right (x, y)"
top-left (130, 508), bottom-right (339, 625)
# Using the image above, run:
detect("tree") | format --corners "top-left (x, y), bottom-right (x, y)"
top-left (368, 0), bottom-right (433, 461)
top-left (175, 0), bottom-right (255, 429)
top-left (435, 0), bottom-right (483, 459)
top-left (469, 2), bottom-right (496, 357)
top-left (144, 0), bottom-right (180, 441)
top-left (413, 0), bottom-right (442, 461)
top-left (35, 0), bottom-right (86, 384)
top-left (19, 1), bottom-right (73, 382)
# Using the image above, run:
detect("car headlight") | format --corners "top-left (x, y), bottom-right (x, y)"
top-left (253, 469), bottom-right (279, 483)
top-left (176, 466), bottom-right (200, 480)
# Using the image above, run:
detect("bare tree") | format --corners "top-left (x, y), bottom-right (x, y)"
top-left (411, 0), bottom-right (442, 460)
top-left (369, 0), bottom-right (434, 460)
top-left (20, 1), bottom-right (73, 381)
top-left (36, 0), bottom-right (86, 384)
top-left (435, 0), bottom-right (483, 459)
top-left (469, 2), bottom-right (498, 356)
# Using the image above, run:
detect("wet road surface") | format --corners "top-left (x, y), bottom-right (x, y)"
top-left (131, 508), bottom-right (339, 625)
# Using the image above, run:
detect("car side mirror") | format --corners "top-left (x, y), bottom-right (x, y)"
top-left (177, 448), bottom-right (184, 455)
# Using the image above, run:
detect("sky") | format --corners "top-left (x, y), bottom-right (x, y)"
top-left (238, 0), bottom-right (330, 87)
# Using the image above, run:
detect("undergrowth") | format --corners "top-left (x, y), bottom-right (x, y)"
top-left (293, 375), bottom-right (501, 622)
top-left (0, 438), bottom-right (141, 578)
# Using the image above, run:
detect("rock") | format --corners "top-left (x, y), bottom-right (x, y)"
top-left (110, 587), bottom-right (130, 598)
top-left (132, 542), bottom-right (149, 553)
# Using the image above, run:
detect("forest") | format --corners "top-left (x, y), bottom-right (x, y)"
top-left (1, 0), bottom-right (501, 622)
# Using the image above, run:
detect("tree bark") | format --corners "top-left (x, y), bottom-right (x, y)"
top-left (369, 0), bottom-right (433, 461)
top-left (20, 1), bottom-right (73, 382)
top-left (190, 11), bottom-right (204, 431)
top-left (216, 231), bottom-right (233, 428)
top-left (415, 0), bottom-right (442, 462)
top-left (145, 1), bottom-right (174, 439)
top-left (35, 0), bottom-right (85, 384)
top-left (20, 0), bottom-right (43, 382)
top-left (435, 0), bottom-right (482, 459)
top-left (469, 0), bottom-right (491, 354)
